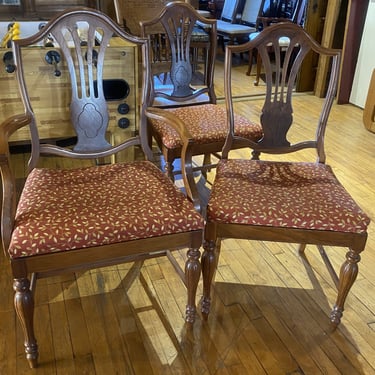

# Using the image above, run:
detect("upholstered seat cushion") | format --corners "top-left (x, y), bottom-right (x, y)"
top-left (217, 20), bottom-right (256, 35)
top-left (9, 161), bottom-right (204, 258)
top-left (207, 159), bottom-right (370, 233)
top-left (191, 25), bottom-right (210, 42)
top-left (149, 103), bottom-right (263, 149)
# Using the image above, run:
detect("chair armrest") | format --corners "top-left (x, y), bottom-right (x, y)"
top-left (144, 107), bottom-right (202, 213)
top-left (0, 114), bottom-right (33, 152)
top-left (145, 107), bottom-right (194, 141)
top-left (0, 113), bottom-right (32, 254)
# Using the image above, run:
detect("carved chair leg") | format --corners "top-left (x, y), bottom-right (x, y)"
top-left (201, 239), bottom-right (217, 319)
top-left (13, 278), bottom-right (38, 368)
top-left (185, 247), bottom-right (201, 324)
top-left (330, 248), bottom-right (361, 328)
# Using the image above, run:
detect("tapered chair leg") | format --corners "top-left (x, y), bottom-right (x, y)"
top-left (330, 248), bottom-right (361, 328)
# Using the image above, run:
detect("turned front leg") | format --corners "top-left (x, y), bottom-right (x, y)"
top-left (201, 239), bottom-right (217, 319)
top-left (185, 247), bottom-right (201, 324)
top-left (330, 249), bottom-right (361, 328)
top-left (14, 278), bottom-right (38, 368)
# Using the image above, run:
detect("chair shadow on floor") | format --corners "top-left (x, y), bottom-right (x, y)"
top-left (196, 244), bottom-right (367, 374)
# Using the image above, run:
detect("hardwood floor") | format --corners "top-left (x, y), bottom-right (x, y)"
top-left (1, 61), bottom-right (375, 374)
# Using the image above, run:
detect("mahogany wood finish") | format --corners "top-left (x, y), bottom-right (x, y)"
top-left (0, 7), bottom-right (204, 368)
top-left (202, 23), bottom-right (370, 328)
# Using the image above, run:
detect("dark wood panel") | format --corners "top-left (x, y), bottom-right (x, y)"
top-left (0, 0), bottom-right (98, 20)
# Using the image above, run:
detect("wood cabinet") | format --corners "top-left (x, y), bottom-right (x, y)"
top-left (0, 0), bottom-right (97, 20)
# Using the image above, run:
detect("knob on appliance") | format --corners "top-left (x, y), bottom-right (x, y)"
top-left (118, 118), bottom-right (130, 129)
top-left (117, 103), bottom-right (130, 114)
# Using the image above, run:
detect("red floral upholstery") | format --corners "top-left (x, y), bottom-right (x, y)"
top-left (9, 161), bottom-right (204, 258)
top-left (207, 159), bottom-right (370, 233)
top-left (149, 103), bottom-right (263, 148)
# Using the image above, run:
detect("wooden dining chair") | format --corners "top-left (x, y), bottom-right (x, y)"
top-left (246, 0), bottom-right (306, 83)
top-left (140, 1), bottom-right (263, 187)
top-left (201, 22), bottom-right (371, 328)
top-left (216, 0), bottom-right (265, 48)
top-left (0, 8), bottom-right (204, 368)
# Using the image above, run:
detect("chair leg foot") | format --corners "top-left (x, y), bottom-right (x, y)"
top-left (14, 278), bottom-right (38, 368)
top-left (200, 296), bottom-right (211, 320)
top-left (330, 305), bottom-right (343, 329)
top-left (185, 305), bottom-right (197, 324)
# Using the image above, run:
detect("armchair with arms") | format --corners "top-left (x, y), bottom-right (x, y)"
top-left (0, 7), bottom-right (205, 368)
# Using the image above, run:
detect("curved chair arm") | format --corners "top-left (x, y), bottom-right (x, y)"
top-left (144, 107), bottom-right (194, 142)
top-left (0, 113), bottom-right (32, 148)
top-left (0, 114), bottom-right (33, 252)
top-left (144, 107), bottom-right (201, 213)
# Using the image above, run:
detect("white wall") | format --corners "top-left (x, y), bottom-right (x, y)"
top-left (349, 0), bottom-right (375, 108)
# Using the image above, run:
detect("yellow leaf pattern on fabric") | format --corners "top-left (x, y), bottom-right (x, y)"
top-left (9, 161), bottom-right (204, 258)
top-left (207, 160), bottom-right (370, 233)
top-left (150, 104), bottom-right (262, 148)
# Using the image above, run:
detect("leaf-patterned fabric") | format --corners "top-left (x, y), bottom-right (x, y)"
top-left (149, 103), bottom-right (263, 148)
top-left (9, 161), bottom-right (204, 258)
top-left (207, 159), bottom-right (370, 233)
